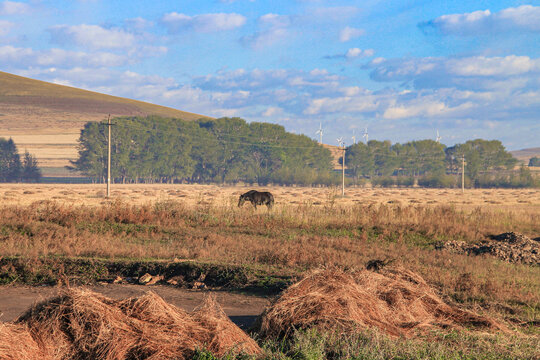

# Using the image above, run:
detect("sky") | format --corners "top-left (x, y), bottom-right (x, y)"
top-left (1, 0), bottom-right (539, 150)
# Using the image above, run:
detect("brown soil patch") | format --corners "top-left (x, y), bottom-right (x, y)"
top-left (438, 232), bottom-right (540, 265)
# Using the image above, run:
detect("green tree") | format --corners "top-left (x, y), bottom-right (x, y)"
top-left (71, 122), bottom-right (108, 182)
top-left (21, 151), bottom-right (41, 182)
top-left (345, 142), bottom-right (374, 178)
top-left (0, 138), bottom-right (22, 182)
top-left (445, 139), bottom-right (517, 181)
top-left (529, 157), bottom-right (540, 167)
top-left (72, 116), bottom-right (334, 185)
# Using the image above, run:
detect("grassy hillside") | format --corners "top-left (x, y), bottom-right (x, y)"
top-left (0, 71), bottom-right (210, 173)
top-left (510, 147), bottom-right (540, 163)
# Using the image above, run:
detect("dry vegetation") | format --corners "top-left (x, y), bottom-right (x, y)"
top-left (0, 289), bottom-right (261, 359)
top-left (0, 184), bottom-right (538, 359)
top-left (256, 268), bottom-right (505, 339)
top-left (1, 183), bottom-right (539, 209)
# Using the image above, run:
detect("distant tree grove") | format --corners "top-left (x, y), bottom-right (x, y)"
top-left (0, 138), bottom-right (41, 182)
top-left (345, 139), bottom-right (538, 188)
top-left (71, 116), bottom-right (538, 188)
top-left (71, 116), bottom-right (337, 185)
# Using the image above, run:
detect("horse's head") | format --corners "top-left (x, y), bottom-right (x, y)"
top-left (238, 194), bottom-right (246, 207)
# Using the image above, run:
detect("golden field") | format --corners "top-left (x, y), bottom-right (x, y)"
top-left (1, 183), bottom-right (539, 209)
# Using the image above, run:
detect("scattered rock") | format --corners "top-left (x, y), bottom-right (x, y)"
top-left (437, 232), bottom-right (539, 265)
top-left (193, 281), bottom-right (206, 290)
top-left (145, 275), bottom-right (164, 286)
top-left (138, 273), bottom-right (164, 286)
top-left (113, 276), bottom-right (123, 284)
top-left (166, 275), bottom-right (186, 287)
top-left (366, 258), bottom-right (395, 272)
top-left (138, 273), bottom-right (153, 284)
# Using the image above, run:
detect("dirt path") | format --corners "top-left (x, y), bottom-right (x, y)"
top-left (0, 284), bottom-right (270, 329)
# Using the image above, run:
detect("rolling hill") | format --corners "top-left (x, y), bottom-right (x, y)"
top-left (510, 147), bottom-right (540, 164)
top-left (0, 71), bottom-right (210, 175)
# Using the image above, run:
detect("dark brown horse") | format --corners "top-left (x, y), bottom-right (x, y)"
top-left (238, 190), bottom-right (274, 209)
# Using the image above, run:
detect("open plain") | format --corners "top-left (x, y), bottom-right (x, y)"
top-left (1, 183), bottom-right (539, 209)
top-left (0, 184), bottom-right (539, 358)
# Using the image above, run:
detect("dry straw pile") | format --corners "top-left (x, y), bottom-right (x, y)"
top-left (0, 289), bottom-right (261, 360)
top-left (257, 268), bottom-right (505, 338)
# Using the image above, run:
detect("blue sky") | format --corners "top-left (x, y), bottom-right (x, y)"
top-left (1, 0), bottom-right (539, 150)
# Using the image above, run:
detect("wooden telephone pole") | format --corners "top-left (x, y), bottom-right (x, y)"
top-left (342, 146), bottom-right (346, 196)
top-left (106, 115), bottom-right (111, 198)
top-left (461, 155), bottom-right (465, 194)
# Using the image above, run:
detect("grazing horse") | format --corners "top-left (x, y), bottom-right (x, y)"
top-left (238, 190), bottom-right (274, 209)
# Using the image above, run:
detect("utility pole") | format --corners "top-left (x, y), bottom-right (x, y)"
top-left (337, 137), bottom-right (345, 197)
top-left (342, 146), bottom-right (346, 197)
top-left (461, 154), bottom-right (465, 194)
top-left (106, 114), bottom-right (111, 198)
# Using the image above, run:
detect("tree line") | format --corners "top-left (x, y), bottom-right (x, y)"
top-left (345, 139), bottom-right (538, 188)
top-left (0, 138), bottom-right (41, 182)
top-left (71, 116), bottom-right (538, 188)
top-left (71, 116), bottom-right (337, 185)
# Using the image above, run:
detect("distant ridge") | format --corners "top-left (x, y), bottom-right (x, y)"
top-left (0, 71), bottom-right (211, 173)
top-left (510, 147), bottom-right (540, 163)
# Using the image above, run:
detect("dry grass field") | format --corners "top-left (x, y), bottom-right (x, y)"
top-left (1, 183), bottom-right (539, 209)
top-left (0, 184), bottom-right (539, 359)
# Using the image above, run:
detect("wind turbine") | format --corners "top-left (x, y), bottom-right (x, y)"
top-left (316, 122), bottom-right (323, 144)
top-left (352, 129), bottom-right (356, 144)
top-left (337, 137), bottom-right (345, 148)
top-left (363, 127), bottom-right (369, 144)
top-left (436, 130), bottom-right (442, 143)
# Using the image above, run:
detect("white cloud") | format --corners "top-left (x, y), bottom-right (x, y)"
top-left (346, 48), bottom-right (374, 59)
top-left (325, 48), bottom-right (375, 60)
top-left (48, 24), bottom-right (136, 49)
top-left (161, 12), bottom-right (246, 33)
top-left (0, 45), bottom-right (129, 68)
top-left (241, 27), bottom-right (288, 49)
top-left (124, 17), bottom-right (154, 32)
top-left (262, 106), bottom-right (283, 117)
top-left (446, 56), bottom-right (540, 77)
top-left (339, 26), bottom-right (364, 42)
top-left (0, 1), bottom-right (29, 15)
top-left (421, 5), bottom-right (540, 35)
top-left (304, 91), bottom-right (379, 115)
top-left (368, 55), bottom-right (540, 91)
top-left (0, 20), bottom-right (13, 36)
top-left (193, 68), bottom-right (341, 93)
top-left (241, 14), bottom-right (290, 49)
top-left (259, 13), bottom-right (290, 28)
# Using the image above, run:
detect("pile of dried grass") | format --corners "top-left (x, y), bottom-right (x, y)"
top-left (1, 288), bottom-right (261, 360)
top-left (0, 323), bottom-right (50, 360)
top-left (257, 268), bottom-right (505, 338)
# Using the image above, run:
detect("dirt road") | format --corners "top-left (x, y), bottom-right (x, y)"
top-left (0, 284), bottom-right (270, 329)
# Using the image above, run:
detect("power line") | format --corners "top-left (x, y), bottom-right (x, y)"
top-left (101, 121), bottom-right (328, 150)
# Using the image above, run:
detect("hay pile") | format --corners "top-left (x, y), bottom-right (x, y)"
top-left (0, 323), bottom-right (48, 360)
top-left (257, 268), bottom-right (505, 338)
top-left (1, 289), bottom-right (261, 360)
